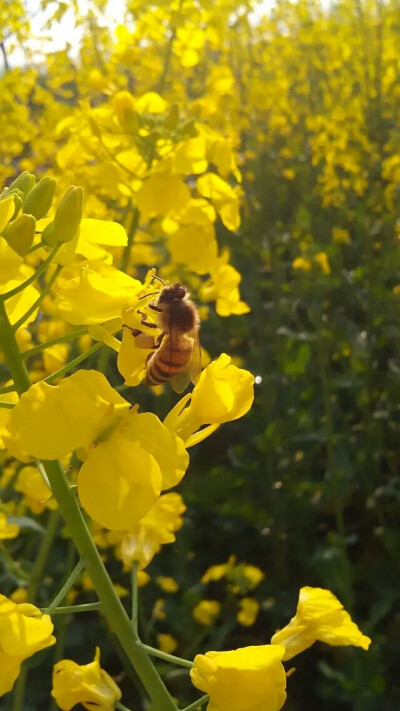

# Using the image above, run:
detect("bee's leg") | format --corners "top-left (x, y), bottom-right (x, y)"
top-left (138, 310), bottom-right (158, 329)
top-left (122, 324), bottom-right (156, 349)
top-left (155, 333), bottom-right (163, 348)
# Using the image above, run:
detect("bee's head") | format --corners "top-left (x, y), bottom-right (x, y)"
top-left (158, 283), bottom-right (187, 304)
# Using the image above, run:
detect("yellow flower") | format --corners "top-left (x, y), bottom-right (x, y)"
top-left (9, 588), bottom-right (28, 604)
top-left (237, 598), bottom-right (260, 627)
top-left (0, 513), bottom-right (19, 540)
top-left (314, 251), bottom-right (331, 275)
top-left (157, 633), bottom-right (178, 655)
top-left (7, 371), bottom-right (188, 530)
top-left (271, 587), bottom-right (371, 661)
top-left (190, 645), bottom-right (287, 711)
top-left (201, 556), bottom-right (236, 584)
top-left (197, 173), bottom-right (240, 232)
top-left (136, 173), bottom-right (191, 219)
top-left (228, 563), bottom-right (264, 594)
top-left (193, 600), bottom-right (221, 626)
top-left (200, 261), bottom-right (250, 317)
top-left (164, 354), bottom-right (254, 447)
top-left (156, 576), bottom-right (179, 593)
top-left (0, 594), bottom-right (55, 696)
top-left (15, 466), bottom-right (56, 514)
top-left (54, 261), bottom-right (142, 325)
top-left (292, 256), bottom-right (312, 272)
top-left (332, 227), bottom-right (350, 244)
top-left (114, 492), bottom-right (186, 569)
top-left (52, 647), bottom-right (121, 711)
top-left (153, 599), bottom-right (166, 620)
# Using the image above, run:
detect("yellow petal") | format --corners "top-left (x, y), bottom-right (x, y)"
top-left (78, 436), bottom-right (162, 530)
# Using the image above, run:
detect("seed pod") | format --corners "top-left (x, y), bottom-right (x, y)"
top-left (23, 176), bottom-right (56, 220)
top-left (3, 214), bottom-right (36, 256)
top-left (53, 186), bottom-right (84, 243)
top-left (8, 172), bottom-right (36, 198)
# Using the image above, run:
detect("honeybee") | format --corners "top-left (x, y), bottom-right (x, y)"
top-left (130, 278), bottom-right (201, 393)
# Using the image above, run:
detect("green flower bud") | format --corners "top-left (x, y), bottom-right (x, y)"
top-left (41, 222), bottom-right (56, 247)
top-left (23, 176), bottom-right (56, 220)
top-left (8, 172), bottom-right (36, 198)
top-left (3, 214), bottom-right (36, 256)
top-left (53, 186), bottom-right (84, 243)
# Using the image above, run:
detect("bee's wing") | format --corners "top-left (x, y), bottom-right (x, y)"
top-left (188, 329), bottom-right (202, 386)
top-left (170, 330), bottom-right (201, 394)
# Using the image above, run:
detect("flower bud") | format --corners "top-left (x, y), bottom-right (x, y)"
top-left (114, 91), bottom-right (139, 133)
top-left (41, 222), bottom-right (56, 246)
top-left (23, 176), bottom-right (56, 219)
top-left (53, 186), bottom-right (84, 243)
top-left (8, 172), bottom-right (36, 198)
top-left (3, 214), bottom-right (36, 256)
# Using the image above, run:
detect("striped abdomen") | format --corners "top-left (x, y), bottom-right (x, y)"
top-left (146, 333), bottom-right (193, 386)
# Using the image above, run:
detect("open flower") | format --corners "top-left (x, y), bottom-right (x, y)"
top-left (0, 513), bottom-right (19, 540)
top-left (190, 645), bottom-right (287, 711)
top-left (164, 354), bottom-right (254, 446)
top-left (6, 370), bottom-right (189, 530)
top-left (52, 647), bottom-right (121, 710)
top-left (0, 594), bottom-right (55, 696)
top-left (271, 587), bottom-right (371, 660)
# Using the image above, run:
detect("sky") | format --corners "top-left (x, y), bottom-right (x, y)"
top-left (9, 0), bottom-right (275, 66)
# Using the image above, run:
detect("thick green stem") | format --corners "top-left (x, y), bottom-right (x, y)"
top-left (43, 459), bottom-right (177, 711)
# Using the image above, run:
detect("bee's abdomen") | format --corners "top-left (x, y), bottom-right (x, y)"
top-left (146, 340), bottom-right (192, 385)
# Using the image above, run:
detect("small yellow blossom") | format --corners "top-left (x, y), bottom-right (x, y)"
top-left (190, 645), bottom-right (287, 711)
top-left (0, 594), bottom-right (55, 696)
top-left (271, 586), bottom-right (371, 660)
top-left (15, 466), bottom-right (56, 514)
top-left (157, 633), bottom-right (178, 655)
top-left (164, 354), bottom-right (254, 447)
top-left (156, 576), bottom-right (179, 593)
top-left (114, 493), bottom-right (186, 570)
top-left (153, 599), bottom-right (166, 620)
top-left (293, 256), bottom-right (312, 272)
top-left (52, 647), bottom-right (121, 711)
top-left (314, 251), bottom-right (331, 275)
top-left (237, 598), bottom-right (260, 627)
top-left (332, 227), bottom-right (350, 244)
top-left (201, 556), bottom-right (236, 584)
top-left (193, 600), bottom-right (221, 626)
top-left (9, 588), bottom-right (28, 604)
top-left (0, 513), bottom-right (19, 540)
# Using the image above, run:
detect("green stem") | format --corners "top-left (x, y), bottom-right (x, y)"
top-left (12, 665), bottom-right (27, 711)
top-left (43, 342), bottom-right (102, 383)
top-left (44, 559), bottom-right (85, 613)
top-left (116, 702), bottom-right (135, 711)
top-left (181, 695), bottom-right (209, 711)
top-left (0, 400), bottom-right (15, 408)
top-left (0, 268), bottom-right (177, 711)
top-left (43, 459), bottom-right (177, 711)
top-left (0, 383), bottom-right (16, 394)
top-left (27, 509), bottom-right (60, 601)
top-left (1, 244), bottom-right (60, 301)
top-left (131, 560), bottom-right (139, 634)
top-left (26, 240), bottom-right (45, 254)
top-left (12, 264), bottom-right (63, 332)
top-left (21, 327), bottom-right (88, 359)
top-left (140, 643), bottom-right (193, 669)
top-left (42, 602), bottom-right (102, 615)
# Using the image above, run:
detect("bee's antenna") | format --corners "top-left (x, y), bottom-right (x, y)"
top-left (139, 291), bottom-right (161, 300)
top-left (150, 275), bottom-right (166, 286)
